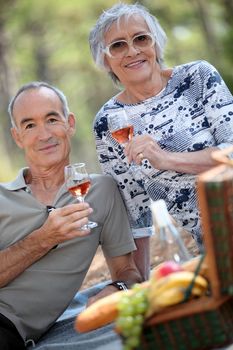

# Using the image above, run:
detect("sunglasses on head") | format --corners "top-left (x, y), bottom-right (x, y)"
top-left (103, 32), bottom-right (155, 59)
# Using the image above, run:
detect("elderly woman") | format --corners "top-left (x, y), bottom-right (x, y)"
top-left (89, 3), bottom-right (233, 279)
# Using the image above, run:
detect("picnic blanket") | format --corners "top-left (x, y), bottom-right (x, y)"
top-left (28, 281), bottom-right (123, 350)
top-left (28, 280), bottom-right (233, 350)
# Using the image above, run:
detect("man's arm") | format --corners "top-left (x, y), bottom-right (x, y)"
top-left (0, 203), bottom-right (93, 288)
top-left (87, 252), bottom-right (142, 305)
top-left (105, 252), bottom-right (142, 287)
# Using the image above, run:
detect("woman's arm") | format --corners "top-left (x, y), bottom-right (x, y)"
top-left (125, 135), bottom-right (219, 174)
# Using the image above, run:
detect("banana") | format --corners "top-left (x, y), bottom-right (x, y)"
top-left (191, 285), bottom-right (206, 297)
top-left (146, 271), bottom-right (208, 318)
top-left (181, 255), bottom-right (209, 278)
top-left (147, 287), bottom-right (185, 316)
top-left (148, 271), bottom-right (208, 300)
top-left (146, 282), bottom-right (207, 318)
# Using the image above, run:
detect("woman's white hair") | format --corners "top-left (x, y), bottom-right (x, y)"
top-left (89, 2), bottom-right (167, 85)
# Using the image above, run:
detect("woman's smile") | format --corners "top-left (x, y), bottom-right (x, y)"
top-left (124, 59), bottom-right (147, 69)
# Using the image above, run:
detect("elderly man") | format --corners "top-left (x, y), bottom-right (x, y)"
top-left (0, 82), bottom-right (142, 349)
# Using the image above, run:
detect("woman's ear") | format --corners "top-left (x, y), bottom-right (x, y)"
top-left (104, 56), bottom-right (112, 72)
top-left (11, 127), bottom-right (24, 149)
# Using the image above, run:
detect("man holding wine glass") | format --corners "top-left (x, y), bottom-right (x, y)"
top-left (64, 162), bottom-right (98, 229)
top-left (0, 81), bottom-right (142, 349)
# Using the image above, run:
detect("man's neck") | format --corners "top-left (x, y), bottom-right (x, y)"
top-left (25, 164), bottom-right (66, 205)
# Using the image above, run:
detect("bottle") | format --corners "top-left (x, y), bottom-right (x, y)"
top-left (151, 199), bottom-right (192, 264)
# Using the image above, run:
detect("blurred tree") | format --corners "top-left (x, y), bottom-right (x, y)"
top-left (0, 13), bottom-right (13, 147)
top-left (0, 0), bottom-right (232, 181)
top-left (0, 0), bottom-right (19, 180)
top-left (191, 0), bottom-right (220, 62)
top-left (219, 0), bottom-right (233, 87)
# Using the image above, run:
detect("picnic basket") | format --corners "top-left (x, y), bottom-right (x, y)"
top-left (136, 146), bottom-right (233, 350)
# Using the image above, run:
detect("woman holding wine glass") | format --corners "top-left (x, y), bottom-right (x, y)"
top-left (89, 3), bottom-right (233, 279)
top-left (108, 110), bottom-right (134, 146)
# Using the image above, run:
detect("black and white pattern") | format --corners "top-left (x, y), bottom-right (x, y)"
top-left (93, 60), bottom-right (233, 246)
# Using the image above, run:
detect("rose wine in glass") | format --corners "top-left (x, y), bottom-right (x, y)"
top-left (64, 163), bottom-right (98, 229)
top-left (108, 110), bottom-right (140, 173)
top-left (108, 110), bottom-right (134, 146)
top-left (68, 181), bottom-right (91, 197)
top-left (111, 125), bottom-right (134, 144)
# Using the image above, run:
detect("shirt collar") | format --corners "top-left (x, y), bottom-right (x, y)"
top-left (1, 167), bottom-right (68, 200)
top-left (1, 168), bottom-right (29, 191)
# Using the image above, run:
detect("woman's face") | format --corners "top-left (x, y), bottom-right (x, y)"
top-left (104, 15), bottom-right (157, 87)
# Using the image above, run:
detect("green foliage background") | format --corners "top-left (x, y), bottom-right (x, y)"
top-left (0, 0), bottom-right (232, 181)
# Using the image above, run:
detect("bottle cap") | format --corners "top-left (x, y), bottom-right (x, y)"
top-left (151, 199), bottom-right (172, 228)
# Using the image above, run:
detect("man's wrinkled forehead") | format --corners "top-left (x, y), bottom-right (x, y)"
top-left (12, 87), bottom-right (64, 128)
top-left (13, 87), bottom-right (62, 116)
top-left (13, 87), bottom-right (58, 108)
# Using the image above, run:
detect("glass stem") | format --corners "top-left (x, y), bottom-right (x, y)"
top-left (76, 196), bottom-right (84, 203)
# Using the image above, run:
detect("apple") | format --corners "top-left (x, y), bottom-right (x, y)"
top-left (152, 260), bottom-right (183, 280)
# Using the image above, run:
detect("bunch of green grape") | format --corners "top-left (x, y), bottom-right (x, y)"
top-left (116, 284), bottom-right (148, 350)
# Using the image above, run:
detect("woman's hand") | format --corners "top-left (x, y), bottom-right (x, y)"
top-left (124, 135), bottom-right (218, 174)
top-left (124, 134), bottom-right (167, 168)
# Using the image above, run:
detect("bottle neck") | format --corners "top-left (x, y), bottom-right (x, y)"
top-left (152, 200), bottom-right (172, 228)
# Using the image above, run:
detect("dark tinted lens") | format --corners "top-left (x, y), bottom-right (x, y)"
top-left (109, 40), bottom-right (128, 57)
top-left (133, 34), bottom-right (153, 48)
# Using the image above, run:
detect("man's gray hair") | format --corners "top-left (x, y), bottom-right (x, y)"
top-left (8, 81), bottom-right (70, 127)
top-left (89, 2), bottom-right (167, 85)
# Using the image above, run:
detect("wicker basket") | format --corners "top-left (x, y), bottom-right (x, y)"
top-left (140, 296), bottom-right (233, 350)
top-left (135, 146), bottom-right (233, 350)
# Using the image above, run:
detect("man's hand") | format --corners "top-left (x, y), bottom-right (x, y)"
top-left (36, 202), bottom-right (93, 249)
top-left (0, 202), bottom-right (93, 287)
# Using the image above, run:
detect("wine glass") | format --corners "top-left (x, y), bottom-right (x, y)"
top-left (108, 109), bottom-right (134, 146)
top-left (108, 109), bottom-right (139, 172)
top-left (64, 163), bottom-right (98, 229)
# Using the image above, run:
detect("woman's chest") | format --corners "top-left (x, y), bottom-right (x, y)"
top-left (126, 97), bottom-right (211, 151)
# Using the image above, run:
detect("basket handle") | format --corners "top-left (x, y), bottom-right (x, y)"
top-left (211, 146), bottom-right (233, 166)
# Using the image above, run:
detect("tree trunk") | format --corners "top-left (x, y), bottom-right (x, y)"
top-left (222, 0), bottom-right (233, 22)
top-left (30, 22), bottom-right (52, 82)
top-left (191, 0), bottom-right (220, 65)
top-left (0, 15), bottom-right (19, 159)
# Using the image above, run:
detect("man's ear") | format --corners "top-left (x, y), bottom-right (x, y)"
top-left (11, 127), bottom-right (23, 149)
top-left (67, 113), bottom-right (76, 136)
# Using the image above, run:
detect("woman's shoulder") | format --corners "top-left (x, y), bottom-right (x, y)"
top-left (174, 60), bottom-right (217, 76)
top-left (94, 96), bottom-right (125, 123)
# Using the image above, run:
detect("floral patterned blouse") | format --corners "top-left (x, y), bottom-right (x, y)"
top-left (93, 60), bottom-right (233, 246)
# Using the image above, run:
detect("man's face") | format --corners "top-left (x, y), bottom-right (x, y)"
top-left (11, 87), bottom-right (75, 171)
